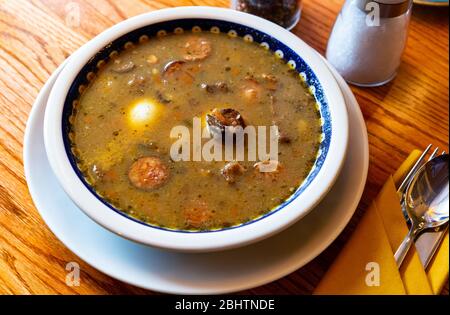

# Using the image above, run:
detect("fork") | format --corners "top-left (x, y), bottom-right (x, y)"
top-left (397, 144), bottom-right (448, 268)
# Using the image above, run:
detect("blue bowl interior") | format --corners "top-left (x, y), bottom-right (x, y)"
top-left (62, 18), bottom-right (332, 233)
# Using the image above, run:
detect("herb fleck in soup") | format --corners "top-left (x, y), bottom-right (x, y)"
top-left (69, 31), bottom-right (322, 231)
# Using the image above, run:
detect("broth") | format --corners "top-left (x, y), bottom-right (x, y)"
top-left (69, 31), bottom-right (321, 230)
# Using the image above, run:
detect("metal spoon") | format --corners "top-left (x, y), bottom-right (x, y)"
top-left (394, 154), bottom-right (449, 268)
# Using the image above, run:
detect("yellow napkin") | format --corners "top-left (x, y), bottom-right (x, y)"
top-left (314, 150), bottom-right (449, 295)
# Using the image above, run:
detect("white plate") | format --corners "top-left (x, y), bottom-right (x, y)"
top-left (23, 56), bottom-right (369, 294)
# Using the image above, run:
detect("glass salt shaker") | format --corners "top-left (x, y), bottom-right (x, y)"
top-left (326, 0), bottom-right (413, 87)
top-left (231, 0), bottom-right (302, 30)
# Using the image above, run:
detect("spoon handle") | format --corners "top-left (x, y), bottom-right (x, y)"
top-left (394, 227), bottom-right (420, 268)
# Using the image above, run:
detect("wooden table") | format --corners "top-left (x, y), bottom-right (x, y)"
top-left (0, 0), bottom-right (448, 295)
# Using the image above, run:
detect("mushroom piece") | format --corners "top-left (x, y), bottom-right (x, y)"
top-left (200, 82), bottom-right (229, 94)
top-left (276, 128), bottom-right (292, 144)
top-left (127, 74), bottom-right (146, 86)
top-left (112, 61), bottom-right (135, 73)
top-left (128, 157), bottom-right (170, 190)
top-left (241, 74), bottom-right (279, 101)
top-left (261, 73), bottom-right (278, 91)
top-left (278, 133), bottom-right (292, 144)
top-left (241, 76), bottom-right (262, 101)
top-left (206, 108), bottom-right (246, 137)
top-left (156, 90), bottom-right (172, 104)
top-left (221, 162), bottom-right (246, 183)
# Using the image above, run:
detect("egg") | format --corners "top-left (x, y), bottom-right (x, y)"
top-left (127, 99), bottom-right (161, 127)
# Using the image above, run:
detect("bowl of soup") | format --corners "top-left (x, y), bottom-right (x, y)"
top-left (44, 7), bottom-right (348, 252)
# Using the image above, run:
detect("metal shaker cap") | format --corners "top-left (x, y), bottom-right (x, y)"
top-left (356, 0), bottom-right (412, 18)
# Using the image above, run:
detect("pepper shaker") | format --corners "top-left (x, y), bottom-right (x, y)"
top-left (326, 0), bottom-right (413, 87)
top-left (231, 0), bottom-right (302, 30)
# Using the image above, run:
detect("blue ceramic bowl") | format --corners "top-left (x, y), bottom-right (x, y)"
top-left (44, 7), bottom-right (348, 252)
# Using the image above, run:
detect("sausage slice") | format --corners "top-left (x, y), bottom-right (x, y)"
top-left (128, 157), bottom-right (169, 190)
top-left (184, 37), bottom-right (212, 61)
top-left (162, 60), bottom-right (194, 84)
top-left (163, 60), bottom-right (186, 75)
top-left (184, 200), bottom-right (214, 229)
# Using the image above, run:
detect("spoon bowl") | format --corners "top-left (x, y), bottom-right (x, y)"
top-left (406, 154), bottom-right (449, 224)
top-left (395, 154), bottom-right (449, 267)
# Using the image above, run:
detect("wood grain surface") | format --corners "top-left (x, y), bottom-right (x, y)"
top-left (0, 0), bottom-right (448, 295)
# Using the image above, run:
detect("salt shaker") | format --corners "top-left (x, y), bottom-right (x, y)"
top-left (326, 0), bottom-right (413, 87)
top-left (231, 0), bottom-right (302, 30)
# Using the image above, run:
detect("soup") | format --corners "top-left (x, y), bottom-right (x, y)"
top-left (69, 31), bottom-right (322, 231)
